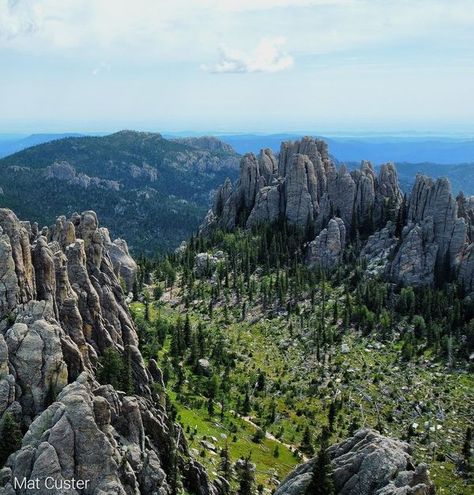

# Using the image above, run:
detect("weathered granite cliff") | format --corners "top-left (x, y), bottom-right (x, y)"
top-left (275, 429), bottom-right (435, 495)
top-left (0, 209), bottom-right (218, 495)
top-left (202, 136), bottom-right (474, 292)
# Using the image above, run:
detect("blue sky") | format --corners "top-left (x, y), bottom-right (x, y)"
top-left (1, 0), bottom-right (473, 134)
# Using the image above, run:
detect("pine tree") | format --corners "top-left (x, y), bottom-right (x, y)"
top-left (219, 444), bottom-right (233, 486)
top-left (0, 413), bottom-right (22, 466)
top-left (207, 397), bottom-right (215, 417)
top-left (121, 349), bottom-right (135, 395)
top-left (170, 317), bottom-right (184, 359)
top-left (306, 427), bottom-right (335, 495)
top-left (300, 425), bottom-right (314, 455)
top-left (237, 455), bottom-right (255, 495)
top-left (462, 426), bottom-right (472, 475)
top-left (183, 314), bottom-right (192, 347)
top-left (144, 295), bottom-right (150, 322)
top-left (241, 390), bottom-right (251, 416)
top-left (98, 347), bottom-right (124, 390)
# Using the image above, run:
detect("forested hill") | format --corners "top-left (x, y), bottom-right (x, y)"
top-left (0, 130), bottom-right (240, 254)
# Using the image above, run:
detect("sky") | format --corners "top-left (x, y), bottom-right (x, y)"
top-left (1, 0), bottom-right (474, 134)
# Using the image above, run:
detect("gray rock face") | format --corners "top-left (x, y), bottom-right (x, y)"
top-left (45, 161), bottom-right (121, 191)
top-left (352, 161), bottom-right (377, 229)
top-left (0, 208), bottom-right (219, 495)
top-left (194, 253), bottom-right (219, 278)
top-left (247, 185), bottom-right (281, 228)
top-left (173, 136), bottom-right (237, 155)
top-left (285, 154), bottom-right (319, 226)
top-left (258, 148), bottom-right (278, 184)
top-left (275, 429), bottom-right (434, 495)
top-left (201, 137), bottom-right (474, 294)
top-left (0, 229), bottom-right (19, 314)
top-left (375, 163), bottom-right (403, 225)
top-left (408, 175), bottom-right (465, 268)
top-left (307, 218), bottom-right (346, 269)
top-left (5, 301), bottom-right (68, 420)
top-left (238, 153), bottom-right (261, 210)
top-left (361, 222), bottom-right (398, 277)
top-left (0, 209), bottom-right (35, 304)
top-left (390, 222), bottom-right (438, 286)
top-left (101, 229), bottom-right (138, 293)
top-left (318, 165), bottom-right (357, 231)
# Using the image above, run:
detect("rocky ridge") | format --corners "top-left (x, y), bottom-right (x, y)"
top-left (275, 429), bottom-right (435, 495)
top-left (0, 131), bottom-right (241, 254)
top-left (0, 208), bottom-right (218, 495)
top-left (202, 136), bottom-right (474, 290)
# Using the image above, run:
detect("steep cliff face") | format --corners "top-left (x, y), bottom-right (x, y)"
top-left (275, 429), bottom-right (434, 495)
top-left (306, 217), bottom-right (346, 269)
top-left (202, 136), bottom-right (403, 246)
top-left (202, 136), bottom-right (474, 293)
top-left (0, 209), bottom-right (217, 495)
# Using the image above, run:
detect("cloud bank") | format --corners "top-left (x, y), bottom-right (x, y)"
top-left (204, 37), bottom-right (293, 73)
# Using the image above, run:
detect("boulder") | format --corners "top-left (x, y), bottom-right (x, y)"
top-left (275, 429), bottom-right (435, 495)
top-left (194, 253), bottom-right (218, 278)
top-left (307, 218), bottom-right (346, 269)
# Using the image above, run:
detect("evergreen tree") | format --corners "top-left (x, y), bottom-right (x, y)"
top-left (237, 455), bottom-right (255, 495)
top-left (0, 413), bottom-right (22, 466)
top-left (183, 314), bottom-right (192, 347)
top-left (306, 427), bottom-right (335, 495)
top-left (462, 426), bottom-right (472, 475)
top-left (98, 347), bottom-right (124, 390)
top-left (121, 349), bottom-right (135, 395)
top-left (219, 444), bottom-right (233, 487)
top-left (241, 390), bottom-right (251, 416)
top-left (300, 425), bottom-right (314, 455)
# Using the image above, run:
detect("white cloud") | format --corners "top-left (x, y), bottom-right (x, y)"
top-left (1, 0), bottom-right (474, 69)
top-left (204, 37), bottom-right (293, 73)
top-left (92, 62), bottom-right (111, 76)
top-left (0, 0), bottom-right (38, 40)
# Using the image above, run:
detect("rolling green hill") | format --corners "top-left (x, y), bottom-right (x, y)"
top-left (0, 131), bottom-right (239, 254)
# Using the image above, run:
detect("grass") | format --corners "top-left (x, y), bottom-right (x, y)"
top-left (130, 285), bottom-right (474, 495)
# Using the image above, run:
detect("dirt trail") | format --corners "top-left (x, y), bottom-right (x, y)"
top-left (240, 415), bottom-right (310, 462)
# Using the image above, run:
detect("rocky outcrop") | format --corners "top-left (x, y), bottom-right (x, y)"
top-left (202, 136), bottom-right (474, 293)
top-left (45, 161), bottom-right (121, 191)
top-left (173, 136), bottom-right (237, 156)
top-left (285, 154), bottom-right (319, 226)
top-left (0, 208), bottom-right (219, 495)
top-left (202, 137), bottom-right (402, 240)
top-left (361, 223), bottom-right (398, 277)
top-left (390, 222), bottom-right (438, 286)
top-left (407, 175), bottom-right (466, 268)
top-left (306, 218), bottom-right (346, 269)
top-left (275, 429), bottom-right (434, 495)
top-left (101, 229), bottom-right (138, 294)
top-left (194, 253), bottom-right (219, 278)
top-left (375, 163), bottom-right (403, 225)
top-left (317, 165), bottom-right (357, 231)
top-left (246, 185), bottom-right (281, 228)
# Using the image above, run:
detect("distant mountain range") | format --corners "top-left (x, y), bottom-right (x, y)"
top-left (216, 133), bottom-right (474, 165)
top-left (3, 132), bottom-right (473, 164)
top-left (1, 130), bottom-right (473, 255)
top-left (0, 131), bottom-right (240, 254)
top-left (0, 133), bottom-right (89, 157)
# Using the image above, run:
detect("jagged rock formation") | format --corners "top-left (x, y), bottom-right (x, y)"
top-left (203, 136), bottom-right (474, 293)
top-left (306, 217), bottom-right (346, 269)
top-left (202, 136), bottom-right (402, 246)
top-left (275, 429), bottom-right (435, 495)
top-left (0, 208), bottom-right (217, 495)
top-left (45, 161), bottom-right (121, 191)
